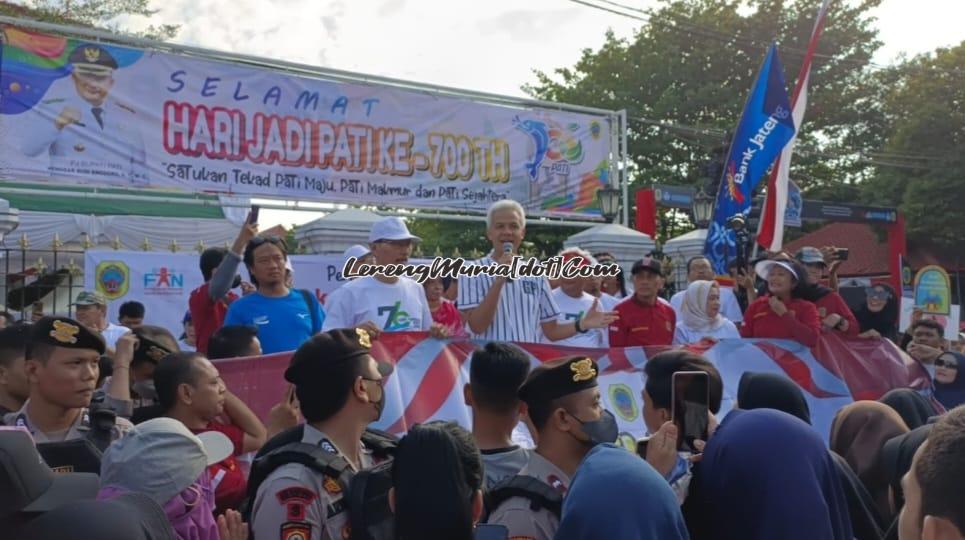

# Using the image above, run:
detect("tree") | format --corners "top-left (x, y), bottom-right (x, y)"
top-left (526, 0), bottom-right (885, 211)
top-left (858, 43), bottom-right (965, 248)
top-left (0, 0), bottom-right (179, 40)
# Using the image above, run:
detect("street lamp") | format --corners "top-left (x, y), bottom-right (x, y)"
top-left (691, 188), bottom-right (715, 228)
top-left (597, 185), bottom-right (621, 223)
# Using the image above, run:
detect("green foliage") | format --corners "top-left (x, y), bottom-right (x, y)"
top-left (1, 0), bottom-right (179, 40)
top-left (859, 44), bottom-right (965, 247)
top-left (406, 217), bottom-right (580, 258)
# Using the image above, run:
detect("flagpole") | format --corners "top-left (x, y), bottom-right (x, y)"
top-left (756, 0), bottom-right (833, 252)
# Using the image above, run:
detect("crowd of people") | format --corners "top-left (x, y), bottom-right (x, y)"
top-left (1, 198), bottom-right (963, 540)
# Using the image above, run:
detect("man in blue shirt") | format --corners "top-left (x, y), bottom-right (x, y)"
top-left (224, 236), bottom-right (324, 354)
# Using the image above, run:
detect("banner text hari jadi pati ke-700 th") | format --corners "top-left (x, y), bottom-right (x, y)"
top-left (0, 24), bottom-right (615, 219)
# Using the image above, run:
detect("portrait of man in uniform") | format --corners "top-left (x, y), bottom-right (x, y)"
top-left (20, 43), bottom-right (149, 186)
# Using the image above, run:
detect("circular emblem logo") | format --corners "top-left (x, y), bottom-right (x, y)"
top-left (608, 383), bottom-right (639, 422)
top-left (617, 432), bottom-right (637, 453)
top-left (95, 261), bottom-right (129, 300)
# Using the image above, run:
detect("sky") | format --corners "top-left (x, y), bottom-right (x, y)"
top-left (108, 0), bottom-right (963, 228)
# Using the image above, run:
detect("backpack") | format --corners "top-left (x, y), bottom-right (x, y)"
top-left (483, 475), bottom-right (563, 522)
top-left (243, 425), bottom-right (398, 540)
top-left (34, 405), bottom-right (117, 474)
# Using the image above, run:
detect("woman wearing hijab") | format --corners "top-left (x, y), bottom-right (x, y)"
top-left (694, 408), bottom-right (853, 540)
top-left (880, 424), bottom-right (933, 540)
top-left (934, 351), bottom-right (965, 409)
top-left (878, 388), bottom-right (938, 429)
top-left (736, 371), bottom-right (812, 424)
top-left (829, 402), bottom-right (910, 522)
top-left (855, 285), bottom-right (899, 341)
top-left (740, 259), bottom-right (822, 347)
top-left (735, 373), bottom-right (885, 540)
top-left (554, 444), bottom-right (689, 540)
top-left (673, 281), bottom-right (740, 345)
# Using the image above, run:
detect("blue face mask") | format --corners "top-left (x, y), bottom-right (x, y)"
top-left (567, 409), bottom-right (620, 447)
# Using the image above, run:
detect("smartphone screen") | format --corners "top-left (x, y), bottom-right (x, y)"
top-left (474, 524), bottom-right (509, 540)
top-left (672, 371), bottom-right (709, 453)
top-left (247, 205), bottom-right (260, 224)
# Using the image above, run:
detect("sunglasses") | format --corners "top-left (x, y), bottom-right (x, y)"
top-left (935, 357), bottom-right (959, 369)
top-left (866, 288), bottom-right (892, 301)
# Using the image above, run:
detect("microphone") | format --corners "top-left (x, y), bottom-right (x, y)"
top-left (502, 242), bottom-right (514, 282)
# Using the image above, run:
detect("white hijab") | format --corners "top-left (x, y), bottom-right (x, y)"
top-left (680, 280), bottom-right (726, 331)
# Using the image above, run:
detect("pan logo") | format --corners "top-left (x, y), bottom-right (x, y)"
top-left (95, 261), bottom-right (129, 300)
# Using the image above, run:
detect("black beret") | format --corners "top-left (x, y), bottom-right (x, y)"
top-left (68, 44), bottom-right (118, 70)
top-left (518, 356), bottom-right (599, 405)
top-left (30, 316), bottom-right (106, 356)
top-left (285, 328), bottom-right (393, 384)
top-left (132, 335), bottom-right (176, 365)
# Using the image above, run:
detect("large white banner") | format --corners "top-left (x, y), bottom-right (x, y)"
top-left (1, 25), bottom-right (615, 219)
top-left (84, 251), bottom-right (351, 337)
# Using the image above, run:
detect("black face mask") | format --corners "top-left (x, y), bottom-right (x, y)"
top-left (566, 409), bottom-right (619, 447)
top-left (231, 274), bottom-right (243, 289)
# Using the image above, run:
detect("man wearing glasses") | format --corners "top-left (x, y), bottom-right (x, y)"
top-left (323, 217), bottom-right (447, 338)
top-left (22, 44), bottom-right (148, 186)
top-left (223, 236), bottom-right (325, 354)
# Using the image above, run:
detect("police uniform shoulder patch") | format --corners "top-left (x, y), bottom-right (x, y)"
top-left (275, 486), bottom-right (317, 505)
top-left (280, 521), bottom-right (311, 540)
top-left (50, 320), bottom-right (80, 344)
top-left (318, 439), bottom-right (337, 454)
top-left (570, 358), bottom-right (596, 382)
top-left (322, 475), bottom-right (342, 496)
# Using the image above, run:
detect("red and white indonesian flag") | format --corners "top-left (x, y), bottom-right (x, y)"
top-left (217, 331), bottom-right (931, 446)
top-left (757, 0), bottom-right (833, 251)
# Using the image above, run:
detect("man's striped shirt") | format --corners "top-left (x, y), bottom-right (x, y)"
top-left (458, 256), bottom-right (560, 343)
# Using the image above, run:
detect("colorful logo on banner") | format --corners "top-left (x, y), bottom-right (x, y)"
top-left (608, 383), bottom-right (639, 422)
top-left (143, 267), bottom-right (185, 295)
top-left (914, 265), bottom-right (951, 315)
top-left (95, 261), bottom-right (130, 300)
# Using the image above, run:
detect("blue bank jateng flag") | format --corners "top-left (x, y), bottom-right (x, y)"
top-left (703, 44), bottom-right (796, 274)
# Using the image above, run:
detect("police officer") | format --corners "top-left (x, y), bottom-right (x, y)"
top-left (249, 328), bottom-right (393, 540)
top-left (21, 43), bottom-right (148, 186)
top-left (2, 317), bottom-right (132, 443)
top-left (487, 356), bottom-right (618, 540)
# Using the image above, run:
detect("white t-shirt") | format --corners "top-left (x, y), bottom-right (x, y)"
top-left (599, 292), bottom-right (621, 312)
top-left (545, 289), bottom-right (607, 348)
top-left (670, 286), bottom-right (743, 323)
top-left (322, 276), bottom-right (432, 332)
top-left (101, 322), bottom-right (130, 350)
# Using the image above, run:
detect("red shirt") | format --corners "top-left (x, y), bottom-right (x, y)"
top-left (740, 296), bottom-right (821, 347)
top-left (608, 296), bottom-right (676, 347)
top-left (191, 422), bottom-right (247, 513)
top-left (813, 292), bottom-right (860, 337)
top-left (431, 300), bottom-right (467, 337)
top-left (189, 282), bottom-right (238, 355)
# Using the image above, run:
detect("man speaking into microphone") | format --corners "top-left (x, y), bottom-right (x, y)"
top-left (459, 200), bottom-right (617, 343)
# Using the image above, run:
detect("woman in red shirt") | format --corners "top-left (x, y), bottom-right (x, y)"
top-left (424, 277), bottom-right (467, 337)
top-left (741, 259), bottom-right (821, 347)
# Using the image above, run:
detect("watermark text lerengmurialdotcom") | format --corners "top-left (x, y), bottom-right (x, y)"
top-left (342, 256), bottom-right (621, 284)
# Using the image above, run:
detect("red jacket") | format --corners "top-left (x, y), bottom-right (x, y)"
top-left (813, 292), bottom-right (860, 337)
top-left (189, 282), bottom-right (238, 354)
top-left (609, 296), bottom-right (676, 347)
top-left (740, 296), bottom-right (821, 347)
